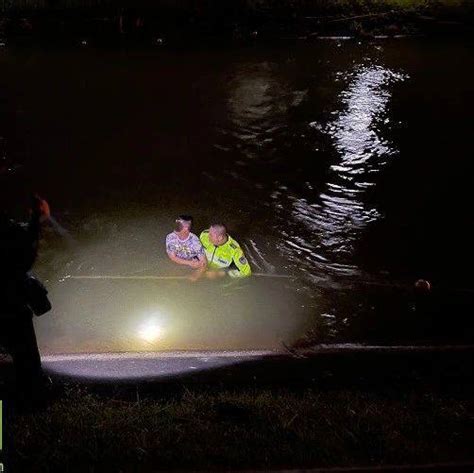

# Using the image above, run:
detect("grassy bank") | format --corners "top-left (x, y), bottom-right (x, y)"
top-left (3, 381), bottom-right (473, 472)
top-left (1, 0), bottom-right (473, 43)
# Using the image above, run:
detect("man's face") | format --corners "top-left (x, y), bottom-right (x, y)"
top-left (209, 228), bottom-right (225, 246)
top-left (176, 220), bottom-right (192, 233)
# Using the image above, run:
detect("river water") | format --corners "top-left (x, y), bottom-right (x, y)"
top-left (1, 38), bottom-right (473, 354)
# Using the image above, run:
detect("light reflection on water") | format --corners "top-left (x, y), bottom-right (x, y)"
top-left (275, 64), bottom-right (406, 280)
top-left (37, 277), bottom-right (305, 354)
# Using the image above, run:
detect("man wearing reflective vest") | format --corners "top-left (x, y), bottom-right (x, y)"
top-left (199, 223), bottom-right (252, 278)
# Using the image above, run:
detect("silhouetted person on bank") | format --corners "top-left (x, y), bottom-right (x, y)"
top-left (0, 194), bottom-right (51, 404)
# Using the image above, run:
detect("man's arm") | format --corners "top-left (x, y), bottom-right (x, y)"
top-left (166, 251), bottom-right (202, 268)
top-left (196, 252), bottom-right (207, 267)
top-left (187, 251), bottom-right (208, 281)
top-left (195, 238), bottom-right (208, 267)
top-left (229, 246), bottom-right (252, 278)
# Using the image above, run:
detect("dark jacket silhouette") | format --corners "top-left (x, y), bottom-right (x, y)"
top-left (0, 200), bottom-right (49, 396)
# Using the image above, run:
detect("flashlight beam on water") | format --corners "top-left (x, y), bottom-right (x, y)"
top-left (137, 319), bottom-right (163, 344)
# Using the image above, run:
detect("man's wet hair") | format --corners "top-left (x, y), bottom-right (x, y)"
top-left (177, 215), bottom-right (193, 223)
top-left (175, 215), bottom-right (193, 231)
top-left (210, 223), bottom-right (227, 237)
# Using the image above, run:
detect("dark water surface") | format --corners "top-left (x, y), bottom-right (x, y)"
top-left (1, 38), bottom-right (473, 353)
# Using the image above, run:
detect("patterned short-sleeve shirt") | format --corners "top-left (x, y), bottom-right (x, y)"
top-left (166, 232), bottom-right (204, 261)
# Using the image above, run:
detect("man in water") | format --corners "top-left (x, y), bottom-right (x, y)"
top-left (166, 215), bottom-right (207, 274)
top-left (200, 223), bottom-right (252, 278)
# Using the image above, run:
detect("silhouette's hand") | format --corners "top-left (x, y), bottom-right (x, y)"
top-left (31, 194), bottom-right (51, 222)
top-left (39, 199), bottom-right (51, 222)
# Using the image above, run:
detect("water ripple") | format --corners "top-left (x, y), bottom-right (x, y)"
top-left (278, 63), bottom-right (407, 278)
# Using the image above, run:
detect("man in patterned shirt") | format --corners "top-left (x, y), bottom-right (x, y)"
top-left (165, 215), bottom-right (207, 273)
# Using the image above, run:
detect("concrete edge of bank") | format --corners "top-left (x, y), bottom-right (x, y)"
top-left (37, 342), bottom-right (474, 362)
top-left (2, 343), bottom-right (473, 384)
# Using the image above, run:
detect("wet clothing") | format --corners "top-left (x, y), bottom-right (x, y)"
top-left (166, 232), bottom-right (204, 261)
top-left (199, 230), bottom-right (252, 278)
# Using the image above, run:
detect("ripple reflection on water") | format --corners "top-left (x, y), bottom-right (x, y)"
top-left (279, 64), bottom-right (406, 280)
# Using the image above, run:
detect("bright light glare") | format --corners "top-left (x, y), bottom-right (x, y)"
top-left (137, 316), bottom-right (163, 344)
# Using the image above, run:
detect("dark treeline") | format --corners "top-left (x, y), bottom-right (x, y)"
top-left (0, 1), bottom-right (473, 43)
top-left (3, 0), bottom-right (474, 15)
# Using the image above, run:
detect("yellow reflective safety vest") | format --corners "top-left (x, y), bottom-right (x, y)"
top-left (199, 230), bottom-right (252, 278)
